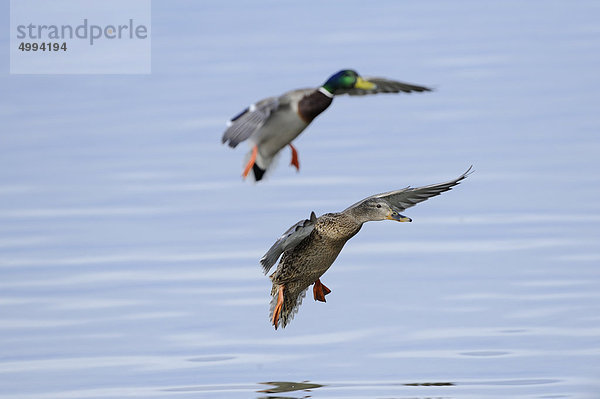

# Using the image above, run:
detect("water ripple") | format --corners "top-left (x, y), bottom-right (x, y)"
top-left (0, 250), bottom-right (261, 268)
top-left (0, 236), bottom-right (52, 248)
top-left (167, 328), bottom-right (376, 348)
top-left (0, 353), bottom-right (295, 374)
top-left (0, 312), bottom-right (188, 330)
top-left (346, 237), bottom-right (580, 255)
top-left (0, 206), bottom-right (175, 219)
top-left (402, 326), bottom-right (600, 340)
top-left (0, 267), bottom-right (261, 288)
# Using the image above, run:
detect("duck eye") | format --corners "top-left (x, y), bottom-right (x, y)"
top-left (376, 204), bottom-right (381, 208)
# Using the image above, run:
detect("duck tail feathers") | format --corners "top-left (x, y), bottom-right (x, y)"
top-left (269, 283), bottom-right (307, 329)
top-left (252, 164), bottom-right (266, 181)
top-left (243, 149), bottom-right (275, 182)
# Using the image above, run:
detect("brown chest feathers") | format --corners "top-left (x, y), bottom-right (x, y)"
top-left (297, 90), bottom-right (333, 123)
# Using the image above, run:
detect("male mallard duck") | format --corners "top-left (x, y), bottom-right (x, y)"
top-left (260, 167), bottom-right (472, 329)
top-left (222, 70), bottom-right (431, 181)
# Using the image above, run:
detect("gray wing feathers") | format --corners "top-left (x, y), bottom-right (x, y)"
top-left (339, 77), bottom-right (432, 96)
top-left (260, 211), bottom-right (317, 274)
top-left (221, 97), bottom-right (279, 148)
top-left (374, 166), bottom-right (473, 211)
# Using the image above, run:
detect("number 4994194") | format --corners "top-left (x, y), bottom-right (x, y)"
top-left (18, 42), bottom-right (67, 51)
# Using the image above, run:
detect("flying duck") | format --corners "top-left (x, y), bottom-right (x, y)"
top-left (222, 70), bottom-right (431, 181)
top-left (260, 167), bottom-right (472, 329)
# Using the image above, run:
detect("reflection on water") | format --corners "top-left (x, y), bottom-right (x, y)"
top-left (2, 0), bottom-right (600, 398)
top-left (258, 381), bottom-right (324, 394)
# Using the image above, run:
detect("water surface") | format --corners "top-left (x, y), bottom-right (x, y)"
top-left (1, 1), bottom-right (600, 398)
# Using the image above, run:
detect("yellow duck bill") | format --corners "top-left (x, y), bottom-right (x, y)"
top-left (388, 212), bottom-right (412, 222)
top-left (354, 77), bottom-right (376, 90)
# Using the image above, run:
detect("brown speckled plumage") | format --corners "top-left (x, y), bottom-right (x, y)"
top-left (269, 213), bottom-right (362, 327)
top-left (261, 167), bottom-right (472, 329)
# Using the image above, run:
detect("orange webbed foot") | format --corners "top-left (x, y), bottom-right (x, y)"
top-left (289, 144), bottom-right (300, 171)
top-left (242, 145), bottom-right (258, 179)
top-left (313, 279), bottom-right (331, 303)
top-left (272, 285), bottom-right (284, 330)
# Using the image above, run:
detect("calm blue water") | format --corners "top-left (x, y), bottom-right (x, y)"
top-left (1, 1), bottom-right (600, 398)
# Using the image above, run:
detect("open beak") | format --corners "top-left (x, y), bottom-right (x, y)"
top-left (387, 212), bottom-right (412, 222)
top-left (354, 77), bottom-right (376, 90)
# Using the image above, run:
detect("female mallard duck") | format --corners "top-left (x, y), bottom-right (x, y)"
top-left (222, 70), bottom-right (431, 181)
top-left (260, 167), bottom-right (472, 329)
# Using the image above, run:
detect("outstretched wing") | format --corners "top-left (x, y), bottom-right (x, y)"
top-left (336, 77), bottom-right (432, 96)
top-left (375, 166), bottom-right (472, 211)
top-left (221, 97), bottom-right (280, 148)
top-left (260, 211), bottom-right (317, 274)
top-left (348, 166), bottom-right (473, 212)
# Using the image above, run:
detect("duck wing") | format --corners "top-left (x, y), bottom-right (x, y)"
top-left (260, 211), bottom-right (317, 274)
top-left (221, 96), bottom-right (280, 148)
top-left (337, 77), bottom-right (432, 96)
top-left (347, 167), bottom-right (472, 212)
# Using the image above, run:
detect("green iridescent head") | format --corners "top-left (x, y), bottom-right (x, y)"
top-left (321, 69), bottom-right (375, 94)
